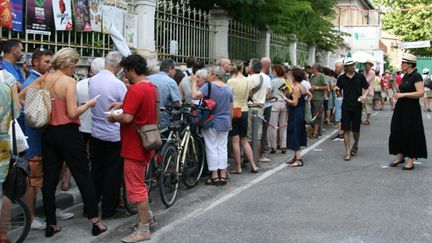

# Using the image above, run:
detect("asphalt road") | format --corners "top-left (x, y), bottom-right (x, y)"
top-left (26, 107), bottom-right (432, 243)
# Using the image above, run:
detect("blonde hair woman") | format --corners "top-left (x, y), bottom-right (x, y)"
top-left (21, 48), bottom-right (107, 237)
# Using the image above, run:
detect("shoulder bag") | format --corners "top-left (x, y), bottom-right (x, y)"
top-left (232, 81), bottom-right (249, 119)
top-left (132, 85), bottom-right (162, 151)
top-left (24, 73), bottom-right (52, 128)
top-left (3, 85), bottom-right (29, 201)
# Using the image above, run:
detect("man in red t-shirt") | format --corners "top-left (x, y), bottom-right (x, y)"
top-left (108, 54), bottom-right (157, 242)
top-left (380, 70), bottom-right (395, 110)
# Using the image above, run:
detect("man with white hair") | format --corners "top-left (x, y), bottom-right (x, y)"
top-left (259, 57), bottom-right (274, 162)
top-left (77, 57), bottom-right (105, 144)
top-left (332, 60), bottom-right (345, 141)
top-left (88, 51), bottom-right (128, 219)
top-left (217, 58), bottom-right (232, 83)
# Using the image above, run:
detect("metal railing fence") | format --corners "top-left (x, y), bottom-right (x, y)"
top-left (270, 34), bottom-right (290, 64)
top-left (228, 19), bottom-right (260, 61)
top-left (297, 42), bottom-right (309, 67)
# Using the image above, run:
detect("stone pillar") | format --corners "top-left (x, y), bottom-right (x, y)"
top-left (289, 34), bottom-right (298, 66)
top-left (134, 0), bottom-right (158, 66)
top-left (259, 30), bottom-right (271, 58)
top-left (308, 45), bottom-right (316, 65)
top-left (209, 9), bottom-right (230, 60)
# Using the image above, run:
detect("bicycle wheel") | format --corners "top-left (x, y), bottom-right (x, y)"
top-left (122, 178), bottom-right (137, 215)
top-left (182, 136), bottom-right (205, 188)
top-left (158, 142), bottom-right (179, 208)
top-left (145, 156), bottom-right (157, 194)
top-left (5, 198), bottom-right (31, 243)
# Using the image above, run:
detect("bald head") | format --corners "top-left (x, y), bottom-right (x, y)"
top-left (334, 61), bottom-right (343, 75)
top-left (217, 58), bottom-right (231, 73)
top-left (261, 57), bottom-right (272, 74)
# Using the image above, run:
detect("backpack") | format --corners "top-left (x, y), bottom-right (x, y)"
top-left (191, 83), bottom-right (217, 129)
top-left (425, 75), bottom-right (432, 89)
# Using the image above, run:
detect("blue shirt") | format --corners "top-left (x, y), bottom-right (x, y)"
top-left (89, 70), bottom-right (127, 142)
top-left (199, 83), bottom-right (233, 132)
top-left (148, 71), bottom-right (181, 129)
top-left (22, 69), bottom-right (42, 159)
top-left (2, 60), bottom-right (24, 85)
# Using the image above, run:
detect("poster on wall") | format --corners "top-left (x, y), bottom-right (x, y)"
top-left (27, 0), bottom-right (54, 35)
top-left (113, 0), bottom-right (127, 35)
top-left (11, 0), bottom-right (23, 31)
top-left (73, 0), bottom-right (92, 31)
top-left (0, 0), bottom-right (12, 29)
top-left (53, 0), bottom-right (73, 31)
top-left (102, 3), bottom-right (115, 34)
top-left (89, 0), bottom-right (102, 32)
top-left (124, 13), bottom-right (137, 48)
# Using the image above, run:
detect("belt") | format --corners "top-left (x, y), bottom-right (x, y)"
top-left (248, 104), bottom-right (263, 108)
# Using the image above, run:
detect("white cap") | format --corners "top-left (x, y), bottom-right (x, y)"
top-left (343, 57), bottom-right (355, 66)
top-left (365, 59), bottom-right (374, 65)
top-left (423, 68), bottom-right (430, 74)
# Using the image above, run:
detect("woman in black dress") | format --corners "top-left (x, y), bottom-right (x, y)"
top-left (389, 53), bottom-right (428, 170)
top-left (282, 68), bottom-right (309, 167)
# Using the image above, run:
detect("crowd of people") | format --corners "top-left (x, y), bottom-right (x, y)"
top-left (0, 38), bottom-right (428, 242)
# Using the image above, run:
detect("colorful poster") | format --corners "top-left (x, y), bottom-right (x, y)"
top-left (53, 0), bottom-right (73, 31)
top-left (73, 0), bottom-right (91, 31)
top-left (11, 0), bottom-right (23, 31)
top-left (102, 3), bottom-right (115, 34)
top-left (26, 0), bottom-right (54, 35)
top-left (89, 0), bottom-right (102, 32)
top-left (124, 13), bottom-right (137, 48)
top-left (0, 0), bottom-right (12, 29)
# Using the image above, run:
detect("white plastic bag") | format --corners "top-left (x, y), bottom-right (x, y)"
top-left (9, 120), bottom-right (29, 153)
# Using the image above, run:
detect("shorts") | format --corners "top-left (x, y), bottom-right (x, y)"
top-left (334, 99), bottom-right (343, 123)
top-left (310, 100), bottom-right (323, 125)
top-left (247, 106), bottom-right (264, 141)
top-left (373, 92), bottom-right (381, 100)
top-left (28, 156), bottom-right (43, 188)
top-left (425, 90), bottom-right (432, 98)
top-left (124, 158), bottom-right (149, 203)
top-left (363, 95), bottom-right (374, 114)
top-left (341, 108), bottom-right (362, 133)
top-left (381, 88), bottom-right (394, 99)
top-left (230, 112), bottom-right (248, 138)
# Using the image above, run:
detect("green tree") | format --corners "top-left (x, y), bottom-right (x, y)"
top-left (374, 0), bottom-right (432, 56)
top-left (184, 0), bottom-right (346, 51)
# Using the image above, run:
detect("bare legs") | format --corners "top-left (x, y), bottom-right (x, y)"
top-left (231, 136), bottom-right (258, 173)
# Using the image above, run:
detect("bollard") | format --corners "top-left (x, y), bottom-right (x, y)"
top-left (251, 109), bottom-right (259, 165)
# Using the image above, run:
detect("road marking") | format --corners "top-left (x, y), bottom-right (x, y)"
top-left (427, 114), bottom-right (431, 119)
top-left (381, 165), bottom-right (388, 168)
top-left (150, 130), bottom-right (338, 242)
top-left (372, 112), bottom-right (378, 117)
top-left (313, 148), bottom-right (323, 152)
top-left (414, 161), bottom-right (422, 165)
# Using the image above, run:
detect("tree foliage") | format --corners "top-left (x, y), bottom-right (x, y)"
top-left (374, 0), bottom-right (432, 56)
top-left (184, 0), bottom-right (345, 51)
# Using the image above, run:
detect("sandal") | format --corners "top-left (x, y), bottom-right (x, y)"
top-left (350, 145), bottom-right (358, 156)
top-left (46, 225), bottom-right (62, 237)
top-left (218, 177), bottom-right (227, 186)
top-left (230, 170), bottom-right (242, 175)
top-left (288, 160), bottom-right (303, 167)
top-left (205, 177), bottom-right (219, 186)
top-left (61, 182), bottom-right (70, 191)
top-left (286, 157), bottom-right (296, 165)
top-left (389, 158), bottom-right (405, 167)
top-left (92, 220), bottom-right (107, 236)
top-left (312, 133), bottom-right (319, 139)
top-left (363, 120), bottom-right (370, 125)
top-left (343, 154), bottom-right (351, 161)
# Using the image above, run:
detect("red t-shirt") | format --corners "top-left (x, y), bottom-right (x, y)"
top-left (120, 81), bottom-right (157, 162)
top-left (396, 74), bottom-right (402, 85)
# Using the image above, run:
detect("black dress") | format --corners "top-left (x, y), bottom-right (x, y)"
top-left (389, 70), bottom-right (427, 159)
top-left (286, 93), bottom-right (307, 151)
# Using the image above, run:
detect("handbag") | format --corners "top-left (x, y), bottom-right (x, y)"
top-left (192, 82), bottom-right (217, 129)
top-left (8, 119), bottom-right (28, 153)
top-left (24, 74), bottom-right (52, 128)
top-left (132, 85), bottom-right (162, 151)
top-left (304, 99), bottom-right (313, 124)
top-left (233, 83), bottom-right (249, 119)
top-left (3, 85), bottom-right (29, 201)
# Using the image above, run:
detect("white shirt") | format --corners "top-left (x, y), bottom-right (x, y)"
top-left (260, 72), bottom-right (272, 108)
top-left (76, 78), bottom-right (92, 134)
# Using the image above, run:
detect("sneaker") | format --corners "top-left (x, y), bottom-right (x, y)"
top-left (259, 156), bottom-right (271, 163)
top-left (56, 209), bottom-right (74, 220)
top-left (332, 134), bottom-right (344, 141)
top-left (31, 217), bottom-right (46, 230)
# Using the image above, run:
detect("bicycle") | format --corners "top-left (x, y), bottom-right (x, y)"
top-left (2, 197), bottom-right (31, 243)
top-left (158, 105), bottom-right (206, 208)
